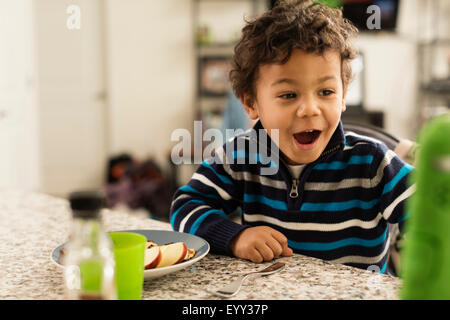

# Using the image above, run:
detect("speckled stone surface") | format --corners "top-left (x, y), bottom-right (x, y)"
top-left (0, 190), bottom-right (402, 300)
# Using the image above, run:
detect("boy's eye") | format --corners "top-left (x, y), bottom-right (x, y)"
top-left (319, 89), bottom-right (335, 96)
top-left (278, 93), bottom-right (297, 99)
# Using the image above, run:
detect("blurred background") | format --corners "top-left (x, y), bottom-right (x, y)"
top-left (0, 0), bottom-right (449, 220)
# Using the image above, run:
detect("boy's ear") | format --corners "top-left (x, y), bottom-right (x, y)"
top-left (341, 88), bottom-right (347, 113)
top-left (240, 94), bottom-right (259, 120)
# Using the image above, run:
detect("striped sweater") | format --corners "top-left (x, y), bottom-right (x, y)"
top-left (170, 120), bottom-right (415, 273)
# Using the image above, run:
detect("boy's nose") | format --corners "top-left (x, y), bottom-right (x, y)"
top-left (296, 96), bottom-right (321, 118)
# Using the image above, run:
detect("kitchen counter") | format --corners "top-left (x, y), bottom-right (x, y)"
top-left (0, 190), bottom-right (401, 300)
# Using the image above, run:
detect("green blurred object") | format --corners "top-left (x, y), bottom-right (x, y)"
top-left (65, 191), bottom-right (117, 300)
top-left (401, 114), bottom-right (450, 300)
top-left (80, 260), bottom-right (103, 292)
top-left (315, 0), bottom-right (343, 8)
top-left (110, 232), bottom-right (146, 300)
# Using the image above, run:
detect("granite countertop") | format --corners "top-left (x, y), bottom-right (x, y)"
top-left (0, 190), bottom-right (402, 300)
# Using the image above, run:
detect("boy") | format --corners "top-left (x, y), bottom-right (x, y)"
top-left (170, 0), bottom-right (414, 274)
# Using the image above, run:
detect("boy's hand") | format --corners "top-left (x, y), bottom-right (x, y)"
top-left (229, 226), bottom-right (293, 263)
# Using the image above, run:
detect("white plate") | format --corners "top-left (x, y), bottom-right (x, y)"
top-left (51, 229), bottom-right (210, 279)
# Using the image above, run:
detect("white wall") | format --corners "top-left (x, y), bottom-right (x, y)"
top-left (354, 34), bottom-right (418, 140)
top-left (0, 0), bottom-right (40, 190)
top-left (105, 0), bottom-right (195, 171)
top-left (34, 0), bottom-right (108, 196)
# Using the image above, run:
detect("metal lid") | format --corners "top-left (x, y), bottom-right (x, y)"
top-left (69, 190), bottom-right (105, 218)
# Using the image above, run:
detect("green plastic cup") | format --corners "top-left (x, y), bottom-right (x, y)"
top-left (109, 232), bottom-right (146, 300)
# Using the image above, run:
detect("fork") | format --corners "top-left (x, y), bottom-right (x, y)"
top-left (206, 262), bottom-right (285, 298)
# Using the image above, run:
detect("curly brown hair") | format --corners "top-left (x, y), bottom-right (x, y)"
top-left (229, 0), bottom-right (358, 106)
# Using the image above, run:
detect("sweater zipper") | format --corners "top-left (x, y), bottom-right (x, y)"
top-left (289, 178), bottom-right (299, 199)
top-left (287, 143), bottom-right (342, 204)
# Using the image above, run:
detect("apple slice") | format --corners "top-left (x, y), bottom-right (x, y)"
top-left (184, 248), bottom-right (196, 261)
top-left (156, 242), bottom-right (187, 268)
top-left (146, 240), bottom-right (158, 249)
top-left (144, 246), bottom-right (161, 269)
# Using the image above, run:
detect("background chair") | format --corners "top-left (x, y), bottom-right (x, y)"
top-left (343, 122), bottom-right (399, 150)
top-left (343, 121), bottom-right (417, 277)
top-left (343, 122), bottom-right (417, 166)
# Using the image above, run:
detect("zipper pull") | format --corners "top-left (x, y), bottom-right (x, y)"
top-left (289, 179), bottom-right (299, 198)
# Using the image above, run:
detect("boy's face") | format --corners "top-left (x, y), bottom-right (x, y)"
top-left (242, 49), bottom-right (346, 165)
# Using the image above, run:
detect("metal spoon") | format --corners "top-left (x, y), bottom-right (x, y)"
top-left (206, 262), bottom-right (285, 298)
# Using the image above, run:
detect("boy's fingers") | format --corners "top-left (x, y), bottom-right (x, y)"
top-left (255, 242), bottom-right (275, 261)
top-left (265, 237), bottom-right (283, 257)
top-left (282, 246), bottom-right (293, 256)
top-left (269, 229), bottom-right (293, 256)
top-left (249, 248), bottom-right (264, 263)
top-left (269, 229), bottom-right (289, 249)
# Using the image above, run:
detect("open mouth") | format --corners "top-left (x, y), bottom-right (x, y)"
top-left (293, 130), bottom-right (321, 147)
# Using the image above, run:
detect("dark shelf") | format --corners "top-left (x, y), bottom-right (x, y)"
top-left (421, 79), bottom-right (450, 96)
top-left (197, 45), bottom-right (235, 57)
top-left (341, 108), bottom-right (385, 129)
